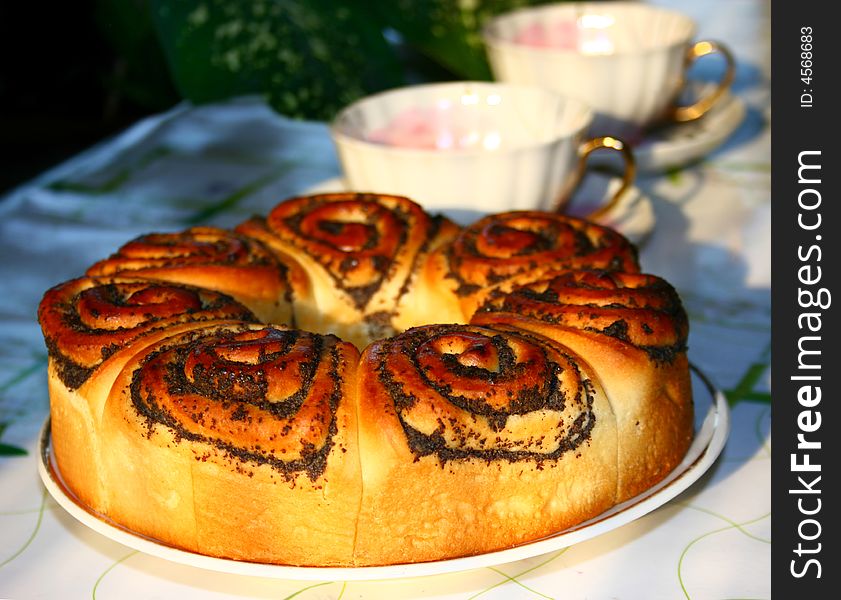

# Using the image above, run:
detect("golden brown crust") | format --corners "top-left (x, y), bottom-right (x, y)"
top-left (423, 211), bottom-right (640, 319)
top-left (38, 195), bottom-right (694, 567)
top-left (86, 226), bottom-right (305, 324)
top-left (471, 271), bottom-right (693, 500)
top-left (37, 277), bottom-right (257, 512)
top-left (237, 193), bottom-right (461, 348)
top-left (100, 323), bottom-right (363, 565)
top-left (38, 277), bottom-right (257, 390)
top-left (475, 270), bottom-right (688, 352)
top-left (353, 324), bottom-right (618, 564)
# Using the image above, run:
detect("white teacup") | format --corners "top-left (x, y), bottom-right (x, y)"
top-left (482, 1), bottom-right (736, 139)
top-left (330, 81), bottom-right (635, 220)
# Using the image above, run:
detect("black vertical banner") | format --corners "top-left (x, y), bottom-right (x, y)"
top-left (772, 1), bottom-right (838, 596)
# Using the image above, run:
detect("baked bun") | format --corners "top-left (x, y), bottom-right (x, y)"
top-left (421, 210), bottom-right (640, 322)
top-left (37, 277), bottom-right (256, 512)
top-left (99, 323), bottom-right (362, 566)
top-left (354, 323), bottom-right (618, 564)
top-left (235, 192), bottom-right (460, 348)
top-left (38, 192), bottom-right (694, 567)
top-left (472, 270), bottom-right (693, 500)
top-left (86, 226), bottom-right (308, 324)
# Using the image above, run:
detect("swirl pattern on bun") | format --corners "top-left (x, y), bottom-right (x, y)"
top-left (475, 270), bottom-right (688, 362)
top-left (237, 192), bottom-right (460, 347)
top-left (101, 323), bottom-right (363, 565)
top-left (354, 323), bottom-right (619, 564)
top-left (421, 211), bottom-right (640, 321)
top-left (126, 326), bottom-right (351, 479)
top-left (39, 277), bottom-right (257, 390)
top-left (86, 226), bottom-right (306, 324)
top-left (472, 270), bottom-right (693, 500)
top-left (365, 324), bottom-right (596, 461)
top-left (37, 277), bottom-right (257, 514)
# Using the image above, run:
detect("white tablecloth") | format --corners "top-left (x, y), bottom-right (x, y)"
top-left (0, 1), bottom-right (770, 597)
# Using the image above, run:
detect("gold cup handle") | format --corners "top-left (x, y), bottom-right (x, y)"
top-left (556, 136), bottom-right (636, 221)
top-left (672, 40), bottom-right (736, 123)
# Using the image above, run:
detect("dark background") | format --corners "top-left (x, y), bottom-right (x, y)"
top-left (0, 2), bottom-right (179, 195)
top-left (0, 0), bottom-right (559, 196)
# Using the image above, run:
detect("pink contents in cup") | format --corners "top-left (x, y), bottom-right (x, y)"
top-left (514, 20), bottom-right (580, 49)
top-left (513, 18), bottom-right (615, 54)
top-left (367, 106), bottom-right (492, 151)
top-left (368, 108), bottom-right (446, 149)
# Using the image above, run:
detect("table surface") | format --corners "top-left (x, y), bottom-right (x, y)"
top-left (0, 1), bottom-right (770, 598)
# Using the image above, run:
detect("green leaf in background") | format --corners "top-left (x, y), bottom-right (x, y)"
top-left (0, 443), bottom-right (27, 457)
top-left (88, 0), bottom-right (572, 122)
top-left (0, 423), bottom-right (27, 457)
top-left (151, 0), bottom-right (405, 121)
top-left (369, 0), bottom-right (562, 81)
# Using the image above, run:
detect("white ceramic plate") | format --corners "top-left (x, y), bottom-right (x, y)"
top-left (590, 91), bottom-right (747, 173)
top-left (38, 366), bottom-right (728, 582)
top-left (304, 172), bottom-right (656, 246)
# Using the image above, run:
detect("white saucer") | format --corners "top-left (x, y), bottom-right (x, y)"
top-left (304, 172), bottom-right (656, 246)
top-left (590, 91), bottom-right (747, 173)
top-left (38, 367), bottom-right (728, 582)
